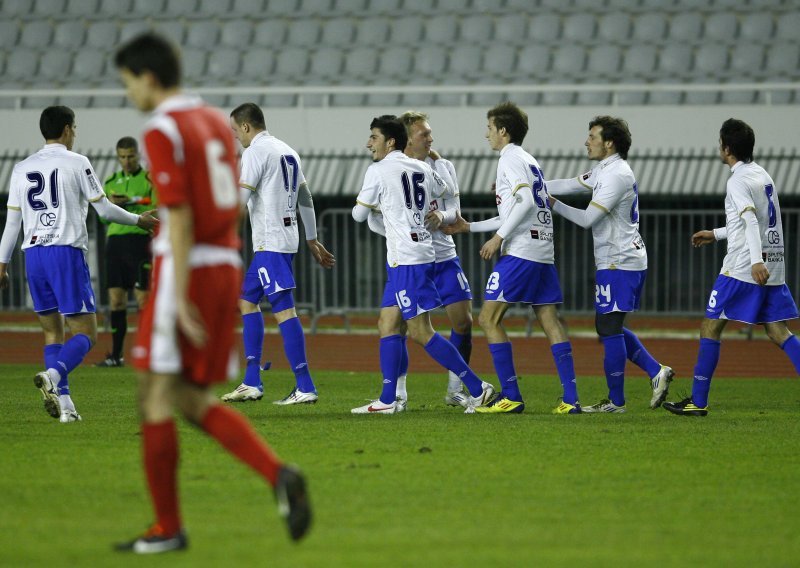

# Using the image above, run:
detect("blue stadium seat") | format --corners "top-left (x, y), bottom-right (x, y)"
top-left (693, 44), bottom-right (729, 79)
top-left (657, 44), bottom-right (693, 79)
top-left (729, 43), bottom-right (764, 78)
top-left (343, 47), bottom-right (377, 80)
top-left (6, 51), bottom-right (39, 82)
top-left (516, 45), bottom-right (551, 78)
top-left (275, 47), bottom-right (310, 77)
top-left (482, 45), bottom-right (517, 80)
top-left (587, 45), bottom-right (622, 80)
top-left (376, 47), bottom-right (413, 79)
top-left (308, 48), bottom-right (345, 81)
top-left (449, 45), bottom-right (483, 82)
top-left (550, 45), bottom-right (586, 80)
top-left (416, 46), bottom-right (447, 78)
top-left (53, 21), bottom-right (87, 50)
top-left (764, 43), bottom-right (799, 76)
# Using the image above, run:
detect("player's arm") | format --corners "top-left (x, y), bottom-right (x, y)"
top-left (91, 196), bottom-right (158, 231)
top-left (549, 198), bottom-right (607, 229)
top-left (545, 176), bottom-right (593, 196)
top-left (479, 185), bottom-right (536, 260)
top-left (367, 210), bottom-right (386, 236)
top-left (692, 227), bottom-right (727, 247)
top-left (742, 208), bottom-right (768, 285)
top-left (0, 208), bottom-right (22, 289)
top-left (353, 167), bottom-right (381, 223)
top-left (297, 182), bottom-right (335, 269)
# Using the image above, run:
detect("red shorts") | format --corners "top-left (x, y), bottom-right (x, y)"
top-left (133, 255), bottom-right (241, 384)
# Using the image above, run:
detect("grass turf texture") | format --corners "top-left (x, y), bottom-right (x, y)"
top-left (1, 365), bottom-right (798, 567)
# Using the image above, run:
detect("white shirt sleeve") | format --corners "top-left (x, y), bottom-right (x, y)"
top-left (367, 210), bottom-right (386, 236)
top-left (741, 209), bottom-right (764, 265)
top-left (91, 196), bottom-right (141, 225)
top-left (505, 154), bottom-right (532, 196)
top-left (496, 187), bottom-right (535, 239)
top-left (355, 166), bottom-right (382, 209)
top-left (80, 158), bottom-right (107, 202)
top-left (590, 172), bottom-right (626, 214)
top-left (0, 208), bottom-right (22, 263)
top-left (551, 199), bottom-right (607, 229)
top-left (432, 159), bottom-right (458, 199)
top-left (713, 227), bottom-right (728, 241)
top-left (545, 177), bottom-right (592, 196)
top-left (239, 147), bottom-right (262, 191)
top-left (469, 216), bottom-right (503, 233)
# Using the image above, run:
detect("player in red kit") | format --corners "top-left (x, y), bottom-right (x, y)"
top-left (113, 33), bottom-right (311, 554)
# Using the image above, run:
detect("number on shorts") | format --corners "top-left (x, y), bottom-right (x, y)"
top-left (205, 140), bottom-right (238, 208)
top-left (708, 290), bottom-right (718, 308)
top-left (395, 290), bottom-right (412, 308)
top-left (457, 271), bottom-right (470, 291)
top-left (486, 272), bottom-right (500, 292)
top-left (26, 170), bottom-right (60, 211)
top-left (595, 284), bottom-right (611, 304)
top-left (258, 267), bottom-right (271, 288)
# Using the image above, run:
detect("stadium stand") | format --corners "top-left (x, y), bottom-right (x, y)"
top-left (0, 1), bottom-right (798, 108)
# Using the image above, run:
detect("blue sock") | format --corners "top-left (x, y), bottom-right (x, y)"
top-left (488, 342), bottom-right (522, 401)
top-left (449, 329), bottom-right (472, 364)
top-left (44, 344), bottom-right (68, 395)
top-left (601, 334), bottom-right (626, 406)
top-left (623, 327), bottom-right (662, 379)
top-left (379, 335), bottom-right (404, 404)
top-left (56, 334), bottom-right (92, 377)
top-left (398, 335), bottom-right (409, 377)
top-left (242, 312), bottom-right (265, 389)
top-left (692, 338), bottom-right (721, 408)
top-left (781, 335), bottom-right (800, 375)
top-left (551, 341), bottom-right (578, 405)
top-left (278, 317), bottom-right (315, 393)
top-left (424, 333), bottom-right (483, 397)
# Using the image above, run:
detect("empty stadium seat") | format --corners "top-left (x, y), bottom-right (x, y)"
top-left (668, 13), bottom-right (703, 43)
top-left (764, 43), bottom-right (799, 75)
top-left (633, 13), bottom-right (667, 42)
top-left (449, 45), bottom-right (483, 81)
top-left (0, 21), bottom-right (20, 50)
top-left (739, 13), bottom-right (774, 43)
top-left (19, 22), bottom-right (53, 49)
top-left (343, 48), bottom-right (377, 80)
top-left (185, 21), bottom-right (219, 48)
top-left (416, 46), bottom-right (447, 78)
top-left (131, 0), bottom-right (164, 16)
top-left (493, 14), bottom-right (528, 46)
top-left (439, 0), bottom-right (471, 12)
top-left (376, 47), bottom-right (413, 78)
top-left (562, 13), bottom-right (596, 43)
top-left (97, 0), bottom-right (131, 14)
top-left (576, 90), bottom-right (613, 106)
top-left (459, 14), bottom-right (493, 45)
top-left (550, 45), bottom-right (586, 79)
top-left (34, 0), bottom-right (67, 16)
top-left (231, 0), bottom-right (265, 14)
top-left (181, 48), bottom-right (208, 82)
top-left (615, 79), bottom-right (648, 106)
top-left (693, 44), bottom-right (729, 78)
top-left (197, 0), bottom-right (232, 17)
top-left (164, 0), bottom-right (198, 15)
top-left (2, 0), bottom-right (34, 16)
top-left (321, 18), bottom-right (356, 47)
top-left (389, 16), bottom-right (424, 43)
top-left (703, 13), bottom-right (738, 44)
top-left (286, 20), bottom-right (322, 47)
top-left (657, 44), bottom-right (693, 78)
top-left (72, 49), bottom-right (106, 80)
top-left (53, 21), bottom-right (87, 50)
top-left (219, 20), bottom-right (253, 49)
top-left (622, 45), bottom-right (657, 80)
top-left (118, 21), bottom-right (150, 44)
top-left (39, 51), bottom-right (73, 81)
top-left (253, 20), bottom-right (287, 47)
top-left (308, 48), bottom-right (345, 80)
top-left (153, 21), bottom-right (185, 45)
top-left (426, 15), bottom-right (458, 45)
top-left (587, 45), bottom-right (622, 79)
top-left (729, 43), bottom-right (764, 77)
top-left (241, 47), bottom-right (275, 79)
top-left (85, 22), bottom-right (119, 49)
top-left (6, 51), bottom-right (39, 81)
top-left (481, 44), bottom-right (517, 79)
top-left (528, 14), bottom-right (560, 43)
top-left (684, 79), bottom-right (720, 105)
top-left (775, 12), bottom-right (800, 42)
top-left (649, 79), bottom-right (684, 105)
top-left (597, 12), bottom-right (632, 42)
top-left (356, 18), bottom-right (390, 45)
top-left (207, 48), bottom-right (242, 80)
top-left (516, 45), bottom-right (550, 77)
top-left (275, 47), bottom-right (310, 77)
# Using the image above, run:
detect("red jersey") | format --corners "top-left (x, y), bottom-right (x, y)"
top-left (142, 94), bottom-right (240, 257)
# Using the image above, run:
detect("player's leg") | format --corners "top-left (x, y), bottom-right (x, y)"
top-left (352, 306), bottom-right (405, 414)
top-left (272, 297), bottom-right (318, 403)
top-left (435, 258), bottom-right (474, 405)
top-left (222, 258), bottom-right (266, 402)
top-left (478, 299), bottom-right (525, 405)
top-left (592, 310), bottom-right (628, 410)
top-left (378, 272), bottom-right (410, 406)
top-left (761, 284), bottom-right (800, 374)
top-left (533, 304), bottom-right (581, 413)
top-left (765, 322), bottom-right (800, 374)
top-left (45, 313), bottom-right (96, 421)
top-left (36, 311), bottom-right (66, 420)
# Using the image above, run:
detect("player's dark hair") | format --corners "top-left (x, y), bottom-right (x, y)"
top-left (487, 101), bottom-right (529, 145)
top-left (116, 136), bottom-right (138, 151)
top-left (114, 32), bottom-right (181, 88)
top-left (230, 102), bottom-right (266, 130)
top-left (589, 115), bottom-right (632, 159)
top-left (719, 118), bottom-right (755, 163)
top-left (370, 115), bottom-right (407, 152)
top-left (39, 105), bottom-right (75, 140)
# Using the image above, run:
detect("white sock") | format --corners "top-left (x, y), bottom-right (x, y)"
top-left (447, 371), bottom-right (462, 393)
top-left (396, 374), bottom-right (408, 400)
top-left (47, 367), bottom-right (62, 385)
top-left (58, 394), bottom-right (75, 413)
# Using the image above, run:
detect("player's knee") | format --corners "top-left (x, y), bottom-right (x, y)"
top-left (477, 310), bottom-right (499, 333)
top-left (595, 313), bottom-right (624, 337)
top-left (239, 299), bottom-right (260, 314)
top-left (764, 323), bottom-right (790, 346)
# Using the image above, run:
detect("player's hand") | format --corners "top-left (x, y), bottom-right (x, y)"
top-left (480, 234), bottom-right (503, 260)
top-left (137, 210), bottom-right (159, 233)
top-left (428, 149), bottom-right (442, 161)
top-left (109, 194), bottom-right (129, 206)
top-left (307, 239), bottom-right (335, 269)
top-left (424, 211), bottom-right (444, 231)
top-left (440, 212), bottom-right (469, 235)
top-left (751, 262), bottom-right (769, 286)
top-left (176, 299), bottom-right (207, 348)
top-left (691, 230), bottom-right (716, 248)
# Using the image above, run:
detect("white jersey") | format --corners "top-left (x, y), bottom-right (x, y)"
top-left (241, 131), bottom-right (305, 253)
top-left (6, 143), bottom-right (105, 252)
top-left (356, 151), bottom-right (446, 267)
top-left (585, 154), bottom-right (647, 270)
top-left (494, 144), bottom-right (553, 264)
top-left (426, 156), bottom-right (459, 263)
top-left (721, 161), bottom-right (785, 285)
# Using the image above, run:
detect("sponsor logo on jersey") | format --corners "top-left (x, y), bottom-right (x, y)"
top-left (581, 172), bottom-right (592, 181)
top-left (530, 229), bottom-right (553, 241)
top-left (39, 212), bottom-right (56, 227)
top-left (430, 199), bottom-right (439, 211)
top-left (765, 251), bottom-right (784, 263)
top-left (632, 235), bottom-right (645, 250)
top-left (767, 230), bottom-right (781, 244)
top-left (537, 211), bottom-right (551, 224)
top-left (410, 231), bottom-right (430, 243)
top-left (85, 169), bottom-right (102, 194)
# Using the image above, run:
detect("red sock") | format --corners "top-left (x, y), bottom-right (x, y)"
top-left (142, 420), bottom-right (181, 535)
top-left (201, 405), bottom-right (282, 486)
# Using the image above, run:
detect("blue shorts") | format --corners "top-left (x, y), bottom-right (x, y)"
top-left (241, 252), bottom-right (296, 311)
top-left (25, 246), bottom-right (96, 315)
top-left (433, 257), bottom-right (472, 306)
top-left (705, 274), bottom-right (799, 324)
top-left (595, 269), bottom-right (646, 314)
top-left (387, 263), bottom-right (442, 320)
top-left (483, 255), bottom-right (563, 305)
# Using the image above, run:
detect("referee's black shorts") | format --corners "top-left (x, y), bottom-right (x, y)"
top-left (105, 234), bottom-right (153, 291)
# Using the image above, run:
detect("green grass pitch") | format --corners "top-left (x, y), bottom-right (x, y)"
top-left (1, 365), bottom-right (798, 567)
